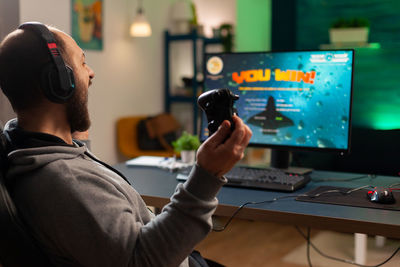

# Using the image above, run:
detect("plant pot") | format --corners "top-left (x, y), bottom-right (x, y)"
top-left (329, 27), bottom-right (369, 44)
top-left (172, 20), bottom-right (191, 34)
top-left (181, 150), bottom-right (195, 164)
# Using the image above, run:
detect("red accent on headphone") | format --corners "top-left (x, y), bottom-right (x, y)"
top-left (47, 43), bottom-right (57, 49)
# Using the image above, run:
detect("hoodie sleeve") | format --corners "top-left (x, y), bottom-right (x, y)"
top-left (131, 164), bottom-right (227, 267)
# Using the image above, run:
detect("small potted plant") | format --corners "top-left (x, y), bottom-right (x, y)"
top-left (329, 17), bottom-right (370, 45)
top-left (172, 131), bottom-right (200, 163)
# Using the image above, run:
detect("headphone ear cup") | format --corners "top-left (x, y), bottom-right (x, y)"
top-left (40, 63), bottom-right (75, 103)
top-left (40, 63), bottom-right (60, 103)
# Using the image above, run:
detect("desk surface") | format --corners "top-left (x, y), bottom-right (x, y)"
top-left (114, 163), bottom-right (400, 239)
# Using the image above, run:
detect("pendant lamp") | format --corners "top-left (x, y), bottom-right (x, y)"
top-left (130, 0), bottom-right (152, 37)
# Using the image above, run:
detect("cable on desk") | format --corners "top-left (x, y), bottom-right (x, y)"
top-left (295, 226), bottom-right (400, 267)
top-left (307, 185), bottom-right (373, 198)
top-left (212, 194), bottom-right (306, 232)
top-left (213, 183), bottom-right (389, 233)
top-left (311, 174), bottom-right (375, 183)
top-left (213, 185), bottom-right (378, 232)
top-left (389, 182), bottom-right (400, 189)
top-left (390, 182), bottom-right (400, 187)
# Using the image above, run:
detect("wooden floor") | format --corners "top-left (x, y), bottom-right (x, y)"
top-left (195, 217), bottom-right (318, 267)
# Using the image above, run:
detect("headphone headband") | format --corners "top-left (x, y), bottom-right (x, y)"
top-left (18, 22), bottom-right (75, 103)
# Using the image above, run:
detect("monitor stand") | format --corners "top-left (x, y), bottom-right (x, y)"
top-left (270, 149), bottom-right (313, 175)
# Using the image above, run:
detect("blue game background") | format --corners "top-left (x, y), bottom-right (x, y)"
top-left (201, 50), bottom-right (353, 151)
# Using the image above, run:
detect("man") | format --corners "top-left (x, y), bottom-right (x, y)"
top-left (0, 23), bottom-right (252, 266)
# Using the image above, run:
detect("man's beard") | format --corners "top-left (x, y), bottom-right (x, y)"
top-left (66, 81), bottom-right (91, 133)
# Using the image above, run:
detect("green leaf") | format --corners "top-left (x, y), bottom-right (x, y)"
top-left (172, 131), bottom-right (200, 152)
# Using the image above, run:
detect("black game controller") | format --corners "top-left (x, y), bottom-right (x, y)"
top-left (198, 88), bottom-right (239, 136)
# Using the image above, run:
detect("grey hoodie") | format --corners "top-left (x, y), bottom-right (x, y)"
top-left (4, 119), bottom-right (226, 267)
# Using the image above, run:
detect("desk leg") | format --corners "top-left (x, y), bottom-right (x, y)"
top-left (354, 233), bottom-right (367, 265)
top-left (375, 235), bottom-right (386, 247)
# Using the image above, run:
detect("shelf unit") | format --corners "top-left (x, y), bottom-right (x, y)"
top-left (164, 29), bottom-right (221, 134)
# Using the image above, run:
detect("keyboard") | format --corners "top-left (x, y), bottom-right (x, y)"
top-left (176, 165), bottom-right (311, 192)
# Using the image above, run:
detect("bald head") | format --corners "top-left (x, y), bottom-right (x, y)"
top-left (0, 24), bottom-right (68, 112)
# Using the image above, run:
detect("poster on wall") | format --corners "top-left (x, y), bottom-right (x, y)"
top-left (71, 0), bottom-right (103, 50)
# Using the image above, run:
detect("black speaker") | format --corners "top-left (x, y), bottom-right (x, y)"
top-left (18, 22), bottom-right (75, 103)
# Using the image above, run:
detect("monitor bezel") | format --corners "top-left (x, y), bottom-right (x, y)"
top-left (200, 49), bottom-right (355, 155)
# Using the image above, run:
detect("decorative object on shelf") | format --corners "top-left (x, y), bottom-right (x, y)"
top-left (189, 1), bottom-right (204, 35)
top-left (130, 0), bottom-right (152, 37)
top-left (219, 23), bottom-right (234, 52)
top-left (212, 28), bottom-right (221, 38)
top-left (170, 0), bottom-right (193, 34)
top-left (329, 18), bottom-right (370, 45)
top-left (181, 76), bottom-right (204, 96)
top-left (72, 0), bottom-right (103, 50)
top-left (172, 131), bottom-right (200, 163)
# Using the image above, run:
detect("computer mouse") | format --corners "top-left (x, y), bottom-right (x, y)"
top-left (367, 188), bottom-right (396, 204)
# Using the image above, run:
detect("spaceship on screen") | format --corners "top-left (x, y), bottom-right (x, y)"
top-left (247, 96), bottom-right (294, 134)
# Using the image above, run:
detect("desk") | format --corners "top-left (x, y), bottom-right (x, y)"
top-left (113, 163), bottom-right (400, 239)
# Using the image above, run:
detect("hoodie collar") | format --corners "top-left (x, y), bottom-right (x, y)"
top-left (4, 118), bottom-right (73, 151)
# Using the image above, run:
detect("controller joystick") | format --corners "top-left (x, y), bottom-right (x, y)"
top-left (197, 88), bottom-right (239, 136)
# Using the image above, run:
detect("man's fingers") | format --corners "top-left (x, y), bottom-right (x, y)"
top-left (224, 116), bottom-right (246, 147)
top-left (205, 120), bottom-right (231, 147)
top-left (241, 125), bottom-right (252, 146)
top-left (196, 116), bottom-right (252, 177)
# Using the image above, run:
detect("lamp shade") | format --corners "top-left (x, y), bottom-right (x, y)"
top-left (130, 11), bottom-right (152, 37)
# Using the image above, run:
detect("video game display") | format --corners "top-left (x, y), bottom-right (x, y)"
top-left (201, 50), bottom-right (354, 152)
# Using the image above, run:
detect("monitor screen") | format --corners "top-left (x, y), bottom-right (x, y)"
top-left (201, 50), bottom-right (354, 154)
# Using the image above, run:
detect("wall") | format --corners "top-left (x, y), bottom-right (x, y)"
top-left (195, 0), bottom-right (236, 37)
top-left (236, 0), bottom-right (271, 52)
top-left (0, 0), bottom-right (19, 125)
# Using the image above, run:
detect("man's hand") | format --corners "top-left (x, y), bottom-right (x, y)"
top-left (196, 115), bottom-right (252, 177)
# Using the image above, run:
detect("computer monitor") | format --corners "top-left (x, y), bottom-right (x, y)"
top-left (200, 50), bottom-right (354, 170)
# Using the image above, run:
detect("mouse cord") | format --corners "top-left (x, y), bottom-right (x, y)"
top-left (307, 185), bottom-right (373, 198)
top-left (389, 182), bottom-right (400, 190)
top-left (295, 226), bottom-right (400, 267)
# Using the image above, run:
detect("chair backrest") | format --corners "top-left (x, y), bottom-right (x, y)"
top-left (116, 116), bottom-right (175, 159)
top-left (0, 131), bottom-right (53, 266)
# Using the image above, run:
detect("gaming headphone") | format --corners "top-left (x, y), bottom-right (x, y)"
top-left (18, 22), bottom-right (75, 103)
